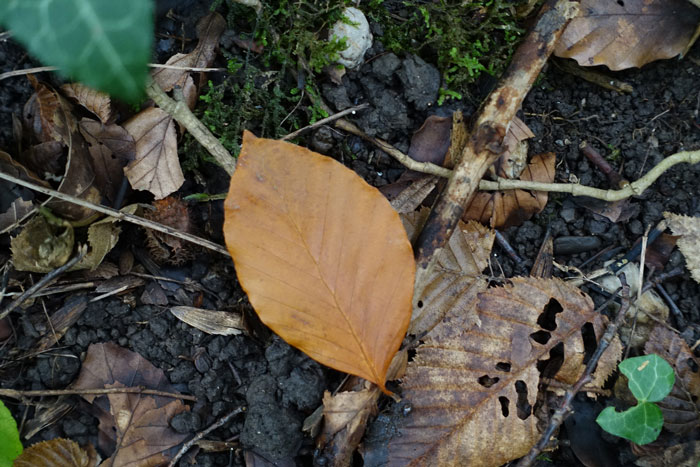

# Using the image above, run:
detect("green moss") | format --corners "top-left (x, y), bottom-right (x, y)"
top-left (183, 0), bottom-right (351, 170)
top-left (366, 0), bottom-right (524, 104)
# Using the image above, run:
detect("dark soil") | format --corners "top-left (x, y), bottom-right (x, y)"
top-left (1, 1), bottom-right (699, 466)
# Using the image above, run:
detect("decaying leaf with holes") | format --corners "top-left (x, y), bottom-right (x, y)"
top-left (663, 212), bottom-right (700, 284)
top-left (464, 152), bottom-right (555, 229)
top-left (644, 326), bottom-right (700, 434)
top-left (223, 132), bottom-right (414, 391)
top-left (144, 197), bottom-right (195, 265)
top-left (402, 208), bottom-right (494, 337)
top-left (388, 278), bottom-right (621, 467)
top-left (555, 0), bottom-right (700, 70)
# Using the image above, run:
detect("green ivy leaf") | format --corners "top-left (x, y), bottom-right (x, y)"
top-left (596, 402), bottom-right (663, 446)
top-left (596, 354), bottom-right (675, 445)
top-left (0, 400), bottom-right (23, 466)
top-left (0, 0), bottom-right (153, 102)
top-left (619, 354), bottom-right (675, 403)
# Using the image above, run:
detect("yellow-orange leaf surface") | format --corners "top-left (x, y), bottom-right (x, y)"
top-left (224, 132), bottom-right (415, 389)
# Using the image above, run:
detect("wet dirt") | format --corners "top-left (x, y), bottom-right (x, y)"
top-left (0, 2), bottom-right (699, 466)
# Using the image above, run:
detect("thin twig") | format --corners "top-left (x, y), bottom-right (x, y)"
top-left (281, 103), bottom-right (370, 141)
top-left (0, 66), bottom-right (58, 81)
top-left (0, 245), bottom-right (87, 321)
top-left (168, 406), bottom-right (245, 466)
top-left (0, 171), bottom-right (231, 257)
top-left (481, 150), bottom-right (700, 201)
top-left (149, 63), bottom-right (226, 72)
top-left (517, 278), bottom-right (631, 467)
top-left (0, 386), bottom-right (197, 402)
top-left (334, 111), bottom-right (700, 202)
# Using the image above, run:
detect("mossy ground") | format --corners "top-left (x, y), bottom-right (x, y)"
top-left (184, 0), bottom-right (527, 170)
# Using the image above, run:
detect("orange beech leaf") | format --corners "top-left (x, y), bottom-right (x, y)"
top-left (223, 131), bottom-right (415, 390)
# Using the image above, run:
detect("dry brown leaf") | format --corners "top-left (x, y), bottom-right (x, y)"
top-left (123, 107), bottom-right (184, 199)
top-left (170, 306), bottom-right (244, 335)
top-left (634, 440), bottom-right (700, 467)
top-left (644, 326), bottom-right (700, 434)
top-left (464, 152), bottom-right (556, 229)
top-left (62, 83), bottom-right (114, 124)
top-left (152, 12), bottom-right (226, 92)
top-left (663, 212), bottom-right (700, 284)
top-left (223, 131), bottom-right (415, 390)
top-left (321, 388), bottom-right (377, 466)
top-left (71, 342), bottom-right (189, 464)
top-left (402, 208), bottom-right (494, 337)
top-left (14, 438), bottom-right (91, 467)
top-left (408, 115), bottom-right (452, 166)
top-left (0, 198), bottom-right (34, 233)
top-left (388, 277), bottom-right (620, 466)
top-left (0, 150), bottom-right (50, 188)
top-left (74, 204), bottom-right (140, 270)
top-left (555, 0), bottom-right (700, 70)
top-left (23, 76), bottom-right (61, 143)
top-left (79, 119), bottom-right (135, 203)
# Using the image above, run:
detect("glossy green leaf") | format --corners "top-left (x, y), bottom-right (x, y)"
top-left (596, 354), bottom-right (676, 445)
top-left (619, 354), bottom-right (675, 403)
top-left (0, 0), bottom-right (153, 102)
top-left (0, 400), bottom-right (23, 466)
top-left (596, 402), bottom-right (663, 445)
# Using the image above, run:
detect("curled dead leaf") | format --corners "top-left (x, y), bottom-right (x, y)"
top-left (62, 82), bottom-right (114, 124)
top-left (555, 0), bottom-right (700, 70)
top-left (664, 212), bottom-right (700, 284)
top-left (11, 215), bottom-right (74, 273)
top-left (224, 131), bottom-right (415, 390)
top-left (13, 438), bottom-right (91, 467)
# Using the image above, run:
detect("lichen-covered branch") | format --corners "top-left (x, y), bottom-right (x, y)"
top-left (146, 80), bottom-right (237, 176)
top-left (413, 0), bottom-right (579, 289)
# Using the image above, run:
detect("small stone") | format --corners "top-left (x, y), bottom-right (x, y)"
top-left (329, 8), bottom-right (372, 69)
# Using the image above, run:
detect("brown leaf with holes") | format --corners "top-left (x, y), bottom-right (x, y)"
top-left (223, 131), bottom-right (414, 390)
top-left (71, 342), bottom-right (189, 464)
top-left (555, 0), bottom-right (700, 70)
top-left (62, 83), bottom-right (114, 124)
top-left (664, 212), bottom-right (700, 284)
top-left (464, 152), bottom-right (555, 229)
top-left (79, 119), bottom-right (135, 203)
top-left (152, 11), bottom-right (226, 92)
top-left (123, 107), bottom-right (184, 199)
top-left (402, 208), bottom-right (493, 337)
top-left (388, 277), bottom-right (620, 467)
top-left (14, 438), bottom-right (92, 467)
top-left (644, 326), bottom-right (700, 434)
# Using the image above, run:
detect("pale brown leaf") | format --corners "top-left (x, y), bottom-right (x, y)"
top-left (464, 152), bottom-right (556, 229)
top-left (403, 208), bottom-right (494, 337)
top-left (634, 440), bottom-right (700, 467)
top-left (555, 0), bottom-right (700, 70)
top-left (14, 438), bottom-right (91, 467)
top-left (644, 326), bottom-right (700, 434)
top-left (389, 277), bottom-right (619, 466)
top-left (123, 107), bottom-right (184, 199)
top-left (223, 131), bottom-right (415, 390)
top-left (152, 12), bottom-right (226, 91)
top-left (663, 212), bottom-right (700, 284)
top-left (62, 82), bottom-right (114, 124)
top-left (170, 306), bottom-right (244, 335)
